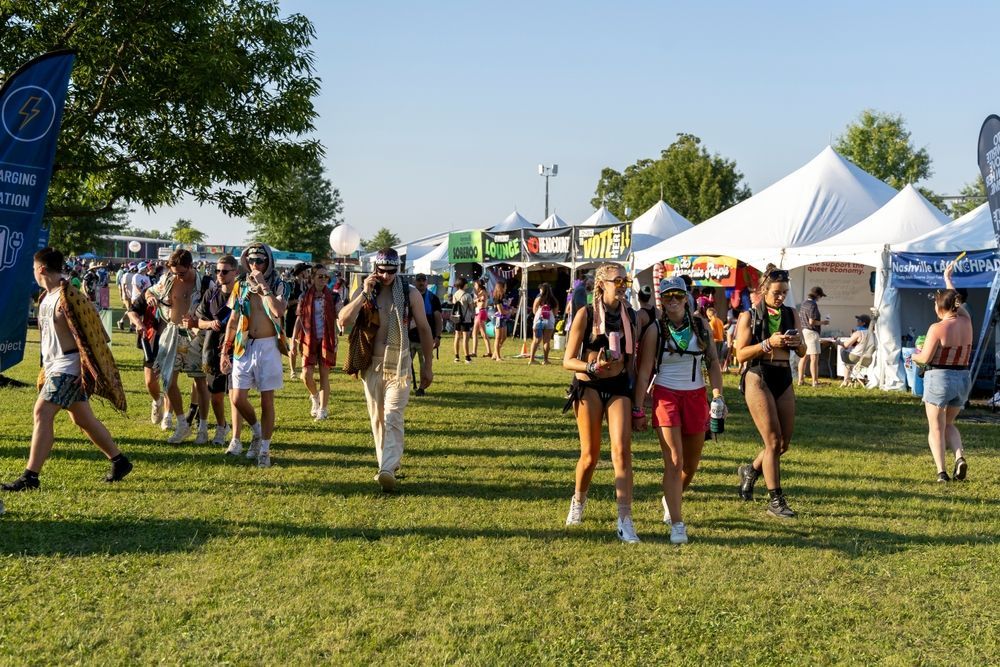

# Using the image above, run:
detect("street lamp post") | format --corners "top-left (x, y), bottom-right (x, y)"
top-left (538, 164), bottom-right (558, 220)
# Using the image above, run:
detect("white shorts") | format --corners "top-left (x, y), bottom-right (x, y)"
top-left (232, 337), bottom-right (285, 392)
top-left (802, 329), bottom-right (821, 355)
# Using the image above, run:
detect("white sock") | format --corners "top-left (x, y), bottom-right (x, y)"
top-left (229, 437), bottom-right (241, 446)
top-left (199, 419), bottom-right (209, 430)
top-left (260, 439), bottom-right (270, 453)
top-left (177, 416), bottom-right (188, 427)
top-left (251, 422), bottom-right (262, 438)
top-left (617, 503), bottom-right (632, 519)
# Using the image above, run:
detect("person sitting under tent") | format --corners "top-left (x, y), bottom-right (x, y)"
top-left (837, 314), bottom-right (876, 387)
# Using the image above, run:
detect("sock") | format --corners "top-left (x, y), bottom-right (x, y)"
top-left (229, 437), bottom-right (241, 446)
top-left (573, 491), bottom-right (587, 504)
top-left (186, 404), bottom-right (199, 424)
top-left (617, 502), bottom-right (632, 519)
top-left (24, 469), bottom-right (39, 479)
top-left (111, 454), bottom-right (126, 463)
top-left (260, 439), bottom-right (270, 453)
top-left (768, 488), bottom-right (783, 500)
top-left (251, 422), bottom-right (262, 438)
top-left (199, 419), bottom-right (209, 430)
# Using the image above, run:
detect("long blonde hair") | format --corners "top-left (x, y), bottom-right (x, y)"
top-left (592, 263), bottom-right (623, 306)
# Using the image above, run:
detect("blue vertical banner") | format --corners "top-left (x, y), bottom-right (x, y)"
top-left (0, 50), bottom-right (75, 372)
top-left (971, 115), bottom-right (1000, 382)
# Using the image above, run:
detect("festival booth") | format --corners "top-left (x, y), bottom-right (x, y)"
top-left (889, 203), bottom-right (1000, 392)
top-left (411, 241), bottom-right (449, 275)
top-left (633, 146), bottom-right (898, 316)
top-left (781, 185), bottom-right (952, 390)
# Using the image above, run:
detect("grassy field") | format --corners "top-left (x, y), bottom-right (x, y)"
top-left (1, 317), bottom-right (998, 664)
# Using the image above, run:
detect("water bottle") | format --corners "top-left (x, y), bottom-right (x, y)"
top-left (607, 331), bottom-right (621, 360)
top-left (710, 397), bottom-right (725, 434)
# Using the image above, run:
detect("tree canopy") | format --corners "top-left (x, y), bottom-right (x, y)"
top-left (170, 218), bottom-right (206, 245)
top-left (591, 134), bottom-right (751, 223)
top-left (248, 155), bottom-right (343, 260)
top-left (362, 228), bottom-right (401, 253)
top-left (834, 110), bottom-right (933, 190)
top-left (0, 0), bottom-right (322, 252)
top-left (948, 176), bottom-right (987, 219)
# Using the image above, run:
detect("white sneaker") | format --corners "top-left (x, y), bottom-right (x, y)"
top-left (225, 438), bottom-right (243, 456)
top-left (377, 470), bottom-right (397, 491)
top-left (309, 395), bottom-right (319, 417)
top-left (167, 419), bottom-right (191, 444)
top-left (213, 424), bottom-right (230, 446)
top-left (160, 412), bottom-right (173, 431)
top-left (670, 521), bottom-right (689, 545)
top-left (257, 450), bottom-right (271, 468)
top-left (617, 516), bottom-right (641, 543)
top-left (246, 431), bottom-right (261, 459)
top-left (194, 421), bottom-right (209, 445)
top-left (289, 366), bottom-right (296, 380)
top-left (661, 496), bottom-right (671, 524)
top-left (565, 497), bottom-right (586, 526)
top-left (314, 408), bottom-right (328, 421)
top-left (150, 396), bottom-right (164, 425)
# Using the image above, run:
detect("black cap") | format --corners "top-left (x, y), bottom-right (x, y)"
top-left (415, 273), bottom-right (427, 280)
top-left (855, 314), bottom-right (871, 326)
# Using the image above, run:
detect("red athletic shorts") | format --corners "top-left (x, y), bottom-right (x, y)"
top-left (652, 385), bottom-right (709, 434)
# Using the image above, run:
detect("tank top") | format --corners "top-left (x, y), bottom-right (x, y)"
top-left (38, 290), bottom-right (81, 376)
top-left (654, 331), bottom-right (705, 391)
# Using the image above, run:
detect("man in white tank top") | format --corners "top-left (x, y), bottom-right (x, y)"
top-left (1, 248), bottom-right (132, 492)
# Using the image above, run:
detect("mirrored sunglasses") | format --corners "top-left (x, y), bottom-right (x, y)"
top-left (606, 276), bottom-right (632, 287)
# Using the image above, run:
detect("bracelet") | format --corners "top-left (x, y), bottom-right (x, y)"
top-left (631, 408), bottom-right (645, 418)
top-left (760, 339), bottom-right (772, 354)
top-left (586, 361), bottom-right (598, 376)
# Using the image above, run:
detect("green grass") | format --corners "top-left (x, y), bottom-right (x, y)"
top-left (1, 316), bottom-right (998, 664)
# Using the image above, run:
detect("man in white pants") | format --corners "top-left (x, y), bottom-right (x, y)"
top-left (220, 243), bottom-right (287, 468)
top-left (339, 248), bottom-right (435, 491)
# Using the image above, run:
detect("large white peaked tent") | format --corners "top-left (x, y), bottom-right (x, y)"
top-left (578, 205), bottom-right (622, 227)
top-left (411, 241), bottom-right (449, 275)
top-left (490, 210), bottom-right (535, 232)
top-left (633, 146), bottom-right (897, 271)
top-left (537, 213), bottom-right (570, 229)
top-left (631, 200), bottom-right (694, 252)
top-left (893, 202), bottom-right (997, 253)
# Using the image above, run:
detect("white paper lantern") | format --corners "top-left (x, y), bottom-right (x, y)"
top-left (128, 240), bottom-right (142, 253)
top-left (329, 224), bottom-right (361, 256)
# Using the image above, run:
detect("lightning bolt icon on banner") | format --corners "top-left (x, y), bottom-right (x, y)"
top-left (18, 96), bottom-right (43, 131)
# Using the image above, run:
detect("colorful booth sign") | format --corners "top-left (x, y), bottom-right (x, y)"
top-left (448, 231), bottom-right (483, 264)
top-left (660, 255), bottom-right (741, 287)
top-left (522, 228), bottom-right (573, 264)
top-left (890, 250), bottom-right (1000, 288)
top-left (482, 231), bottom-right (522, 263)
top-left (573, 223), bottom-right (631, 263)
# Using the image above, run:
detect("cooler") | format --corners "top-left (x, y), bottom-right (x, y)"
top-left (901, 347), bottom-right (923, 397)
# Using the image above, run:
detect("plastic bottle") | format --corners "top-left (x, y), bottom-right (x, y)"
top-left (710, 397), bottom-right (725, 434)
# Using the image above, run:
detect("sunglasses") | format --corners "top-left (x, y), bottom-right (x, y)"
top-left (217, 268), bottom-right (234, 275)
top-left (315, 274), bottom-right (329, 281)
top-left (767, 269), bottom-right (790, 282)
top-left (662, 292), bottom-right (687, 302)
top-left (605, 277), bottom-right (632, 287)
top-left (248, 257), bottom-right (267, 265)
top-left (376, 266), bottom-right (398, 275)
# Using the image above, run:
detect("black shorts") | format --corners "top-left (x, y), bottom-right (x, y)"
top-left (208, 373), bottom-right (230, 394)
top-left (139, 334), bottom-right (160, 369)
top-left (454, 322), bottom-right (472, 332)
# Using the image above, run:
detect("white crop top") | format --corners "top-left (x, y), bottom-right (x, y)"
top-left (653, 330), bottom-right (704, 391)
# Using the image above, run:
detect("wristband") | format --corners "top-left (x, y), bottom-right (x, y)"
top-left (760, 339), bottom-right (772, 354)
top-left (631, 408), bottom-right (645, 418)
top-left (586, 361), bottom-right (598, 376)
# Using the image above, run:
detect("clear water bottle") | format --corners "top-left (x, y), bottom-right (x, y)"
top-left (710, 397), bottom-right (725, 434)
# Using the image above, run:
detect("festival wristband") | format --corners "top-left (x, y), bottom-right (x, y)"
top-left (631, 408), bottom-right (645, 418)
top-left (586, 361), bottom-right (598, 376)
top-left (760, 339), bottom-right (772, 354)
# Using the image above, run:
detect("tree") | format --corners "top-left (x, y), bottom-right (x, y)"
top-left (170, 219), bottom-right (206, 245)
top-left (1, 1), bottom-right (322, 252)
top-left (834, 110), bottom-right (932, 190)
top-left (949, 176), bottom-right (987, 219)
top-left (591, 134), bottom-right (751, 223)
top-left (362, 228), bottom-right (401, 253)
top-left (121, 226), bottom-right (172, 240)
top-left (248, 155), bottom-right (343, 259)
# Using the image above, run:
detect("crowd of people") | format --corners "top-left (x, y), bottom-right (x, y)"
top-left (0, 248), bottom-right (978, 542)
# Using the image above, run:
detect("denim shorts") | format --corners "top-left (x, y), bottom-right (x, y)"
top-left (41, 373), bottom-right (88, 409)
top-left (922, 368), bottom-right (971, 408)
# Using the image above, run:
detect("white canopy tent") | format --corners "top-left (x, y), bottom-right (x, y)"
top-left (411, 241), bottom-right (449, 275)
top-left (630, 200), bottom-right (694, 253)
top-left (537, 213), bottom-right (570, 229)
top-left (577, 205), bottom-right (622, 227)
top-left (633, 146), bottom-right (898, 272)
top-left (490, 210), bottom-right (535, 232)
top-left (780, 185), bottom-right (952, 390)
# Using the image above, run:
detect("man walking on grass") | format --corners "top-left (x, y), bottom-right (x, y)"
top-left (1, 248), bottom-right (132, 492)
top-left (339, 248), bottom-right (435, 491)
top-left (410, 273), bottom-right (442, 396)
top-left (220, 243), bottom-right (288, 468)
top-left (196, 254), bottom-right (239, 448)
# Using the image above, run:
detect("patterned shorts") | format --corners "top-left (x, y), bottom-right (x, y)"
top-left (41, 373), bottom-right (88, 409)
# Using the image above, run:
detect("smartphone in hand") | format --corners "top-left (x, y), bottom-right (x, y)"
top-left (784, 329), bottom-right (798, 336)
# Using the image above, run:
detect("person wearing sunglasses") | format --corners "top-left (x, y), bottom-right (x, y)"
top-left (338, 248), bottom-right (435, 492)
top-left (293, 265), bottom-right (341, 420)
top-left (562, 264), bottom-right (640, 543)
top-left (632, 277), bottom-right (726, 544)
top-left (734, 265), bottom-right (806, 519)
top-left (220, 243), bottom-right (288, 468)
top-left (195, 255), bottom-right (240, 450)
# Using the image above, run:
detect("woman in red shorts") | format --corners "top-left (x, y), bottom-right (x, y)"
top-left (634, 276), bottom-right (726, 544)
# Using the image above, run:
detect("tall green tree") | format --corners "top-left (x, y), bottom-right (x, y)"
top-left (1, 1), bottom-right (322, 253)
top-left (170, 218), bottom-right (206, 245)
top-left (949, 176), bottom-right (987, 219)
top-left (591, 134), bottom-right (751, 223)
top-left (362, 228), bottom-right (401, 253)
top-left (248, 156), bottom-right (343, 259)
top-left (121, 226), bottom-right (172, 240)
top-left (834, 110), bottom-right (933, 190)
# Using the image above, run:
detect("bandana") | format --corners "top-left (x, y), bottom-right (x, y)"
top-left (374, 251), bottom-right (401, 267)
top-left (766, 306), bottom-right (781, 335)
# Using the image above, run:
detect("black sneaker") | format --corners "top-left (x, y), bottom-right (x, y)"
top-left (105, 456), bottom-right (133, 483)
top-left (453, 355), bottom-right (460, 363)
top-left (738, 463), bottom-right (759, 501)
top-left (766, 494), bottom-right (796, 519)
top-left (1, 474), bottom-right (40, 492)
top-left (414, 388), bottom-right (425, 397)
top-left (953, 457), bottom-right (967, 481)
top-left (937, 471), bottom-right (951, 483)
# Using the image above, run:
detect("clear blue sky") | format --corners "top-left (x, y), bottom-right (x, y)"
top-left (131, 0), bottom-right (1000, 245)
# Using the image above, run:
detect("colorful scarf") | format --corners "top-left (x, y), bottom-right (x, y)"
top-left (230, 244), bottom-right (288, 359)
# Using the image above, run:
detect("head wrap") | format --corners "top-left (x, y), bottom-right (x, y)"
top-left (374, 248), bottom-right (401, 268)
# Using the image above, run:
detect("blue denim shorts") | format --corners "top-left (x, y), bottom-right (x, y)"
top-left (922, 368), bottom-right (971, 408)
top-left (41, 373), bottom-right (88, 409)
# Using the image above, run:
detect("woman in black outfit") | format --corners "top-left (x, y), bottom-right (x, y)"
top-left (734, 265), bottom-right (806, 519)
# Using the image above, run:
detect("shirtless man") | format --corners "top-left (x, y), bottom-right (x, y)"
top-left (339, 247), bottom-right (434, 491)
top-left (2, 247), bottom-right (132, 491)
top-left (146, 249), bottom-right (209, 444)
top-left (220, 243), bottom-right (287, 468)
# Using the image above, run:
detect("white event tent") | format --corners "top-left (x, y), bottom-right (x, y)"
top-left (631, 200), bottom-right (694, 253)
top-left (781, 184), bottom-right (952, 390)
top-left (578, 205), bottom-right (621, 227)
top-left (411, 241), bottom-right (449, 275)
top-left (490, 210), bottom-right (535, 232)
top-left (633, 146), bottom-right (898, 272)
top-left (537, 213), bottom-right (570, 229)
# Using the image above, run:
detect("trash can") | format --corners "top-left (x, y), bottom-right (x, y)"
top-left (901, 346), bottom-right (923, 397)
top-left (553, 333), bottom-right (565, 351)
